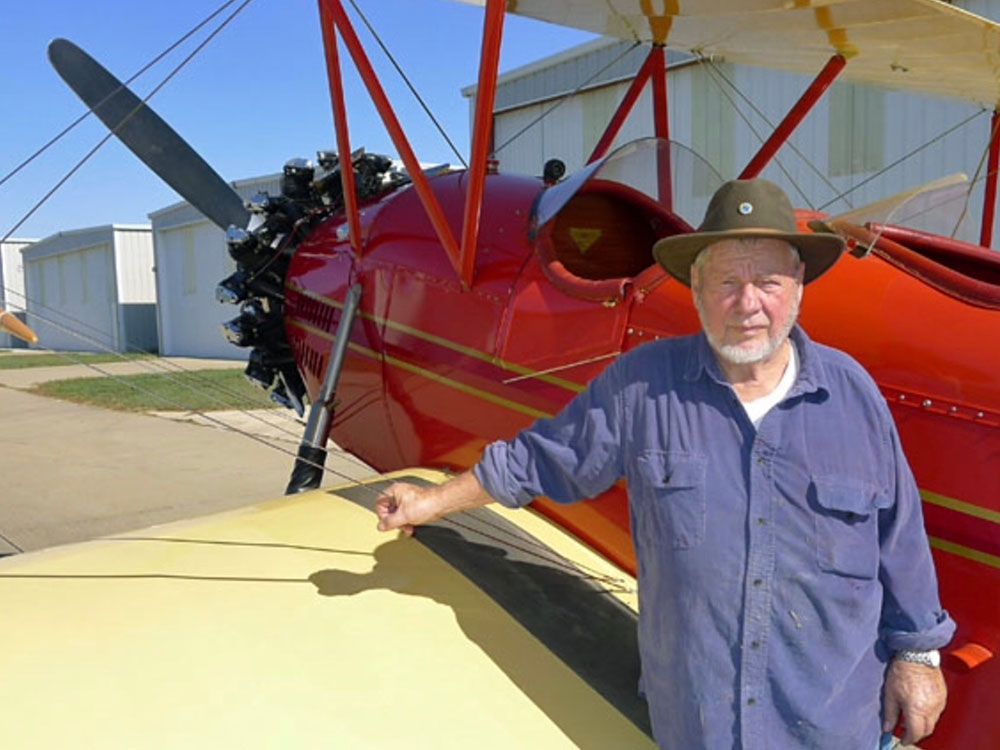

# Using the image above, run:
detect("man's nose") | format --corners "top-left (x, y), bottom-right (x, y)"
top-left (736, 283), bottom-right (762, 313)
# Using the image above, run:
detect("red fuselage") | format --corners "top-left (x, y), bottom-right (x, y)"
top-left (285, 170), bottom-right (1000, 749)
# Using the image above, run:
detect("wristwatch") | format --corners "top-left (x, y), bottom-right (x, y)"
top-left (894, 649), bottom-right (941, 668)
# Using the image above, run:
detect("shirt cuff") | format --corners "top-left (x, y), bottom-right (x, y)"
top-left (882, 610), bottom-right (957, 653)
top-left (473, 440), bottom-right (535, 509)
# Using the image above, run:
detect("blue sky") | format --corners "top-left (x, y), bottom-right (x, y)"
top-left (1, 0), bottom-right (596, 241)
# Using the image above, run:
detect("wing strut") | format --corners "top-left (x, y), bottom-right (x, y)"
top-left (739, 54), bottom-right (846, 180)
top-left (588, 46), bottom-right (672, 212)
top-left (459, 0), bottom-right (506, 287)
top-left (286, 283), bottom-right (363, 494)
top-left (979, 110), bottom-right (1000, 248)
top-left (317, 0), bottom-right (362, 256)
top-left (318, 0), bottom-right (470, 285)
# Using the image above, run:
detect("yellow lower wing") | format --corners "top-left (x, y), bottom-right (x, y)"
top-left (0, 469), bottom-right (651, 749)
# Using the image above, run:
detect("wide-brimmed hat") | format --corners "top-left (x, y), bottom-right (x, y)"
top-left (652, 179), bottom-right (845, 286)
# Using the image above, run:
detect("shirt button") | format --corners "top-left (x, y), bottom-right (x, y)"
top-left (747, 698), bottom-right (757, 706)
top-left (756, 517), bottom-right (767, 526)
top-left (753, 578), bottom-right (763, 587)
top-left (751, 640), bottom-right (760, 649)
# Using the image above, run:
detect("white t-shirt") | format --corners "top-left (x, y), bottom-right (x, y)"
top-left (740, 342), bottom-right (799, 429)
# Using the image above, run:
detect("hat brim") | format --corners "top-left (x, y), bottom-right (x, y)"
top-left (652, 228), bottom-right (845, 287)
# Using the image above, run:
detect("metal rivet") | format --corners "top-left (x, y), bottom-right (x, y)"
top-left (922, 399), bottom-right (933, 408)
top-left (898, 394), bottom-right (907, 401)
top-left (977, 412), bottom-right (986, 419)
top-left (949, 406), bottom-right (959, 414)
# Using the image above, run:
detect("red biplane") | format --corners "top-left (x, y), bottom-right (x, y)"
top-left (3, 1), bottom-right (1000, 747)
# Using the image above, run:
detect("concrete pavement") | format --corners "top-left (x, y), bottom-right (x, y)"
top-left (0, 357), bottom-right (375, 554)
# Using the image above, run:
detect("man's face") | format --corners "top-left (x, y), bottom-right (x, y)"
top-left (691, 239), bottom-right (805, 366)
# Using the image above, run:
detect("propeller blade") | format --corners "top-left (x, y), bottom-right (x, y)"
top-left (0, 310), bottom-right (38, 345)
top-left (47, 38), bottom-right (250, 231)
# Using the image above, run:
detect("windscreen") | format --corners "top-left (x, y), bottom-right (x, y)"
top-left (532, 138), bottom-right (723, 235)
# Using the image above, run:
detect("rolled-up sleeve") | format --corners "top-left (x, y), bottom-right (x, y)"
top-left (878, 412), bottom-right (957, 652)
top-left (474, 360), bottom-right (627, 509)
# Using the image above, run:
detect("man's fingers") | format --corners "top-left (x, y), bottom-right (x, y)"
top-left (882, 693), bottom-right (901, 733)
top-left (900, 713), bottom-right (930, 746)
top-left (900, 707), bottom-right (941, 745)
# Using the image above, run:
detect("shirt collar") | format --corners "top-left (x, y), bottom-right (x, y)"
top-left (683, 325), bottom-right (830, 398)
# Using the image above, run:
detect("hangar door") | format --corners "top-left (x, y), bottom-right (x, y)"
top-left (29, 245), bottom-right (116, 352)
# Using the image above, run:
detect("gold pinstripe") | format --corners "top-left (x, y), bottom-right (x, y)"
top-left (930, 536), bottom-right (1000, 571)
top-left (921, 489), bottom-right (1000, 526)
top-left (288, 318), bottom-right (553, 421)
top-left (289, 284), bottom-right (585, 393)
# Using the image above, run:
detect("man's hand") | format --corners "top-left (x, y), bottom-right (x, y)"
top-left (882, 658), bottom-right (947, 745)
top-left (375, 482), bottom-right (438, 536)
top-left (375, 472), bottom-right (496, 536)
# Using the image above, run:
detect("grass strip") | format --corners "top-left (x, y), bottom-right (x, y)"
top-left (31, 368), bottom-right (278, 412)
top-left (0, 352), bottom-right (154, 370)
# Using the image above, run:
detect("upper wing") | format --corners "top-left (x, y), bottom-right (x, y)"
top-left (456, 0), bottom-right (1000, 108)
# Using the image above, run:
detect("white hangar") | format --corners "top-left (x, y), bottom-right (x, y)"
top-left (150, 173), bottom-right (282, 360)
top-left (22, 225), bottom-right (156, 353)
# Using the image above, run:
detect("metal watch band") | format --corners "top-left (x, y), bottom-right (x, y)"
top-left (894, 649), bottom-right (941, 668)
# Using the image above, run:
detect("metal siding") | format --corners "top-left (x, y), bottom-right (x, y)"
top-left (491, 39), bottom-right (690, 113)
top-left (25, 243), bottom-right (117, 352)
top-left (149, 173), bottom-right (282, 359)
top-left (153, 220), bottom-right (244, 359)
top-left (495, 104), bottom-right (547, 176)
top-left (112, 228), bottom-right (156, 304)
top-left (547, 96), bottom-right (586, 174)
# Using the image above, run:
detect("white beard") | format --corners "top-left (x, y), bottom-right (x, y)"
top-left (697, 293), bottom-right (800, 366)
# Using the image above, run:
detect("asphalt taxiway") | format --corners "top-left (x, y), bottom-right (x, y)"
top-left (0, 356), bottom-right (375, 554)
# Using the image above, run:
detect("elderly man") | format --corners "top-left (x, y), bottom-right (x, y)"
top-left (376, 179), bottom-right (954, 749)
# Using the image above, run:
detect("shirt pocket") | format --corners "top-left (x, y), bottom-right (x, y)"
top-left (811, 475), bottom-right (887, 579)
top-left (634, 450), bottom-right (707, 550)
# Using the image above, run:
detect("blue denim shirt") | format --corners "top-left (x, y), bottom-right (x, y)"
top-left (475, 327), bottom-right (955, 749)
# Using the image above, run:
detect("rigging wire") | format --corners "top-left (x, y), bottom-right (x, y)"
top-left (0, 0), bottom-right (243, 192)
top-left (0, 285), bottom-right (312, 438)
top-left (10, 304), bottom-right (365, 472)
top-left (700, 57), bottom-right (848, 210)
top-left (699, 57), bottom-right (813, 210)
top-left (1, 296), bottom-right (630, 589)
top-left (817, 109), bottom-right (987, 212)
top-left (345, 0), bottom-right (467, 169)
top-left (491, 41), bottom-right (642, 158)
top-left (2, 0), bottom-right (256, 244)
top-left (0, 8), bottom-right (643, 585)
top-left (949, 114), bottom-right (1000, 238)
